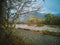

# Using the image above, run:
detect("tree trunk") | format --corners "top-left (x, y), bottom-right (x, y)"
top-left (0, 0), bottom-right (10, 44)
top-left (0, 0), bottom-right (7, 29)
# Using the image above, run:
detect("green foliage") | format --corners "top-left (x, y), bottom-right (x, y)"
top-left (44, 13), bottom-right (60, 25)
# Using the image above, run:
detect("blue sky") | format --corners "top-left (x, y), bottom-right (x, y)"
top-left (41, 0), bottom-right (60, 14)
top-left (10, 0), bottom-right (60, 14)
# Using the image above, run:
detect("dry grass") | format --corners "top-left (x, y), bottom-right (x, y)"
top-left (0, 29), bottom-right (60, 45)
top-left (41, 30), bottom-right (60, 37)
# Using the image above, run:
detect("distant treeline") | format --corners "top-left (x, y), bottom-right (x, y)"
top-left (44, 13), bottom-right (60, 25)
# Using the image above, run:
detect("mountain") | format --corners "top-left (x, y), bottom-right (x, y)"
top-left (32, 12), bottom-right (45, 19)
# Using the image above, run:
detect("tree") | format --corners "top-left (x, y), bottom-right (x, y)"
top-left (0, 0), bottom-right (45, 45)
top-left (0, 0), bottom-right (44, 29)
top-left (44, 13), bottom-right (60, 25)
top-left (0, 0), bottom-right (45, 32)
top-left (0, 0), bottom-right (45, 33)
top-left (0, 0), bottom-right (7, 29)
top-left (6, 0), bottom-right (45, 28)
top-left (28, 18), bottom-right (43, 26)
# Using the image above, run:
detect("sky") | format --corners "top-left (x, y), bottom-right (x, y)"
top-left (41, 0), bottom-right (60, 14)
top-left (7, 0), bottom-right (60, 14)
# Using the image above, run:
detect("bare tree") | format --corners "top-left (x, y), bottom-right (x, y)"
top-left (6, 0), bottom-right (45, 29)
top-left (0, 0), bottom-right (45, 44)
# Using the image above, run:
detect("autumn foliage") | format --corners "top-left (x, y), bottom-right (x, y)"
top-left (28, 18), bottom-right (44, 26)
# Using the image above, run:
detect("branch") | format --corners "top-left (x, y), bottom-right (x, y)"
top-left (20, 7), bottom-right (41, 15)
top-left (12, 0), bottom-right (42, 23)
top-left (12, 2), bottom-right (26, 22)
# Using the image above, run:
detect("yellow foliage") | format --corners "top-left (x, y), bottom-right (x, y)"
top-left (28, 18), bottom-right (42, 24)
top-left (28, 18), bottom-right (43, 26)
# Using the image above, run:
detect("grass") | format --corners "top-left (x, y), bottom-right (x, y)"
top-left (41, 30), bottom-right (60, 37)
top-left (0, 28), bottom-right (60, 45)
